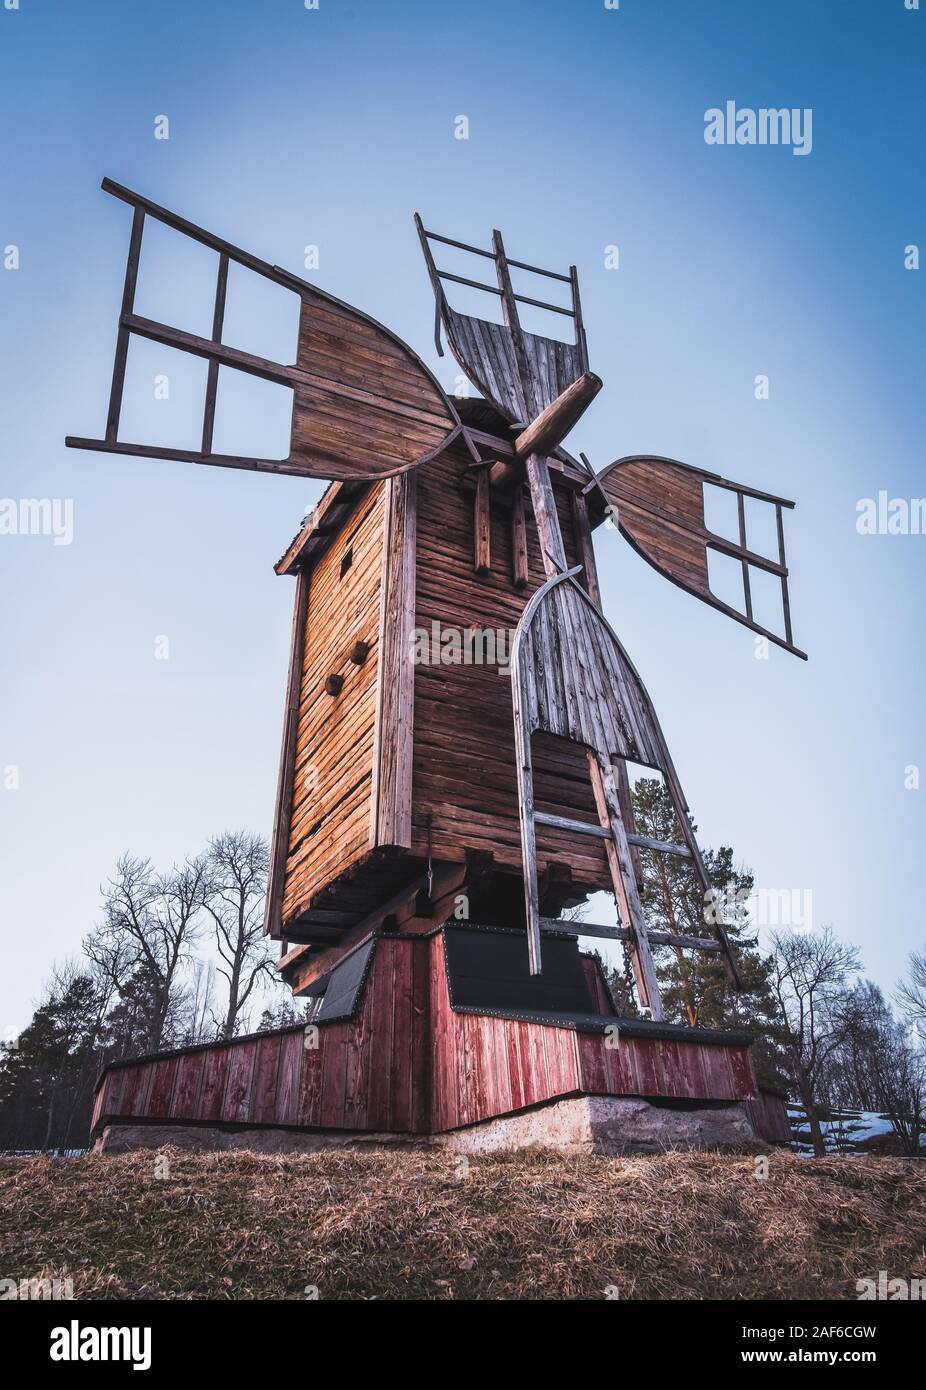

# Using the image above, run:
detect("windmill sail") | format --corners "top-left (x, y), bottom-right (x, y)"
top-left (512, 567), bottom-right (742, 1011)
top-left (588, 455), bottom-right (806, 659)
top-left (66, 179), bottom-right (467, 481)
top-left (415, 217), bottom-right (590, 424)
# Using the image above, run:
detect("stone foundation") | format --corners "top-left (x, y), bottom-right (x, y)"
top-left (434, 1096), bottom-right (759, 1155)
top-left (94, 1095), bottom-right (760, 1158)
top-left (93, 1123), bottom-right (425, 1156)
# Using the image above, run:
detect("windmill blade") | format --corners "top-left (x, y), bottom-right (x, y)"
top-left (417, 216), bottom-right (600, 591)
top-left (587, 454), bottom-right (807, 660)
top-left (511, 566), bottom-right (744, 998)
top-left (415, 216), bottom-right (590, 425)
top-left (66, 179), bottom-right (467, 481)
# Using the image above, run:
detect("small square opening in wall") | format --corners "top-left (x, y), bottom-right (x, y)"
top-left (340, 547), bottom-right (353, 578)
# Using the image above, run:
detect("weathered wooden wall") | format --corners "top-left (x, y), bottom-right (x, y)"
top-left (744, 1089), bottom-right (793, 1145)
top-left (281, 485), bottom-right (385, 925)
top-left (93, 935), bottom-right (762, 1140)
top-left (273, 438), bottom-right (619, 941)
top-left (93, 937), bottom-right (431, 1137)
top-left (428, 940), bottom-right (755, 1131)
top-left (412, 446), bottom-right (610, 888)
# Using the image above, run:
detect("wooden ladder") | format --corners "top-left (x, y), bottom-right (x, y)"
top-left (533, 748), bottom-right (739, 1022)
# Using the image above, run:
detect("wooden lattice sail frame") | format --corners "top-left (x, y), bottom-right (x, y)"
top-left (415, 216), bottom-right (590, 424)
top-left (66, 179), bottom-right (474, 482)
top-left (511, 565), bottom-right (742, 1016)
top-left (587, 455), bottom-right (806, 659)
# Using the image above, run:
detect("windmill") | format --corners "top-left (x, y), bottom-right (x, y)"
top-left (73, 181), bottom-right (799, 1153)
top-left (416, 219), bottom-right (804, 1013)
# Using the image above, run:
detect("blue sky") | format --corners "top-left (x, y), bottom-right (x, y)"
top-left (1, 0), bottom-right (924, 1032)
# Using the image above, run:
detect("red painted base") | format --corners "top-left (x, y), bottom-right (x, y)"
top-left (91, 929), bottom-right (791, 1146)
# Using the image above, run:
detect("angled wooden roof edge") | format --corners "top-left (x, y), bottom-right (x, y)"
top-left (275, 479), bottom-right (367, 576)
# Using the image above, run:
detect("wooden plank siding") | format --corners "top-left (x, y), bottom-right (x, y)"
top-left (280, 485), bottom-right (386, 925)
top-left (411, 445), bottom-right (610, 887)
top-left (744, 1090), bottom-right (793, 1144)
top-left (273, 437), bottom-right (614, 948)
top-left (93, 934), bottom-right (758, 1139)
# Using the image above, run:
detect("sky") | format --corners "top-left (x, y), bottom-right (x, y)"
top-left (1, 0), bottom-right (924, 1035)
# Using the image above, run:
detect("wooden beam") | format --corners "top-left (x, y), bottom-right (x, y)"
top-left (588, 751), bottom-right (663, 1020)
top-left (524, 452), bottom-right (568, 576)
top-left (626, 833), bottom-right (692, 858)
top-left (511, 486), bottom-right (529, 588)
top-left (474, 466), bottom-right (491, 575)
top-left (540, 917), bottom-right (629, 942)
top-left (105, 206), bottom-right (145, 444)
top-left (613, 757), bottom-right (644, 891)
top-left (650, 931), bottom-right (723, 953)
top-left (64, 435), bottom-right (342, 481)
top-left (534, 810), bottom-right (610, 838)
top-left (570, 263), bottom-right (590, 373)
top-left (569, 488), bottom-right (601, 607)
top-left (737, 489), bottom-right (753, 622)
top-left (512, 373), bottom-right (602, 461)
top-left (282, 868), bottom-right (435, 994)
top-left (201, 252), bottom-right (228, 455)
top-left (398, 863), bottom-right (471, 935)
top-left (542, 918), bottom-right (722, 952)
top-left (263, 571), bottom-right (309, 938)
top-left (371, 470), bottom-right (416, 848)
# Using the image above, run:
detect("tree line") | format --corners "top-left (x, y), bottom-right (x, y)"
top-left (1, 788), bottom-right (923, 1157)
top-left (599, 779), bottom-right (926, 1158)
top-left (0, 831), bottom-right (297, 1154)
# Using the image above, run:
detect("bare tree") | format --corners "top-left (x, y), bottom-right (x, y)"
top-left (824, 980), bottom-right (925, 1155)
top-left (897, 948), bottom-right (926, 1045)
top-left (770, 927), bottom-right (860, 1157)
top-left (96, 853), bottom-right (208, 1052)
top-left (203, 831), bottom-right (273, 1039)
top-left (871, 1031), bottom-right (926, 1156)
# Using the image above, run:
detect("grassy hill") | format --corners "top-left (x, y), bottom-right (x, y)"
top-left (1, 1146), bottom-right (924, 1300)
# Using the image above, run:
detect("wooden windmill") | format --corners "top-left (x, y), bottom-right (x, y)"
top-left (75, 181), bottom-right (799, 1153)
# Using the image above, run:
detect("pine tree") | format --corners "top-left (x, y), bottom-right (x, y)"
top-left (630, 777), bottom-right (787, 1088)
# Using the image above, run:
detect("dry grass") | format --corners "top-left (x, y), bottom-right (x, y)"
top-left (1, 1146), bottom-right (924, 1300)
